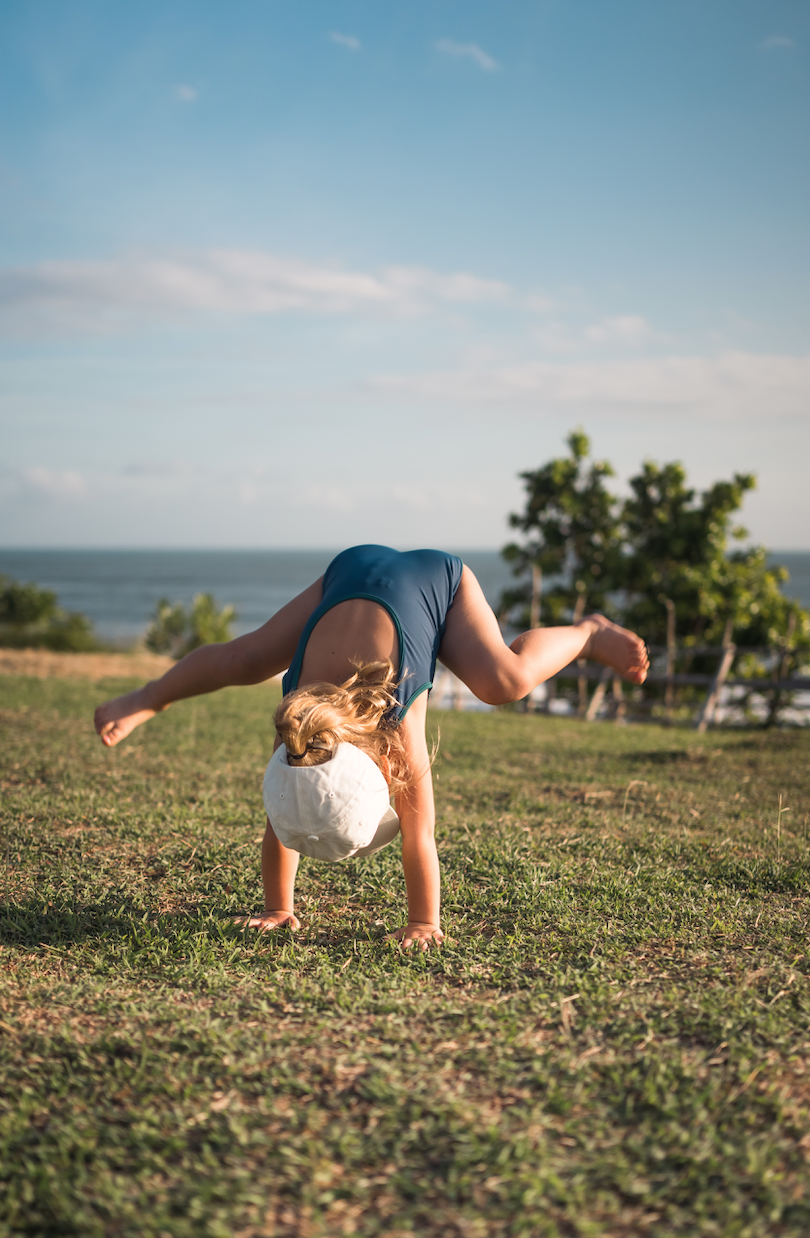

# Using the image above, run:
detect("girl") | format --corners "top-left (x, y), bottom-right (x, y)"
top-left (94, 545), bottom-right (648, 950)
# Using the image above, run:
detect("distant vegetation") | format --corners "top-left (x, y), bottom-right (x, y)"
top-left (0, 575), bottom-right (100, 652)
top-left (145, 592), bottom-right (237, 659)
top-left (0, 575), bottom-right (237, 659)
top-left (501, 430), bottom-right (809, 654)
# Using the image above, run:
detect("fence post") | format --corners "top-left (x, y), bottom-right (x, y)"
top-left (694, 641), bottom-right (736, 733)
top-left (766, 613), bottom-right (796, 728)
top-left (612, 676), bottom-right (626, 723)
top-left (586, 666), bottom-right (611, 721)
top-left (529, 565), bottom-right (542, 632)
top-left (572, 592), bottom-right (588, 716)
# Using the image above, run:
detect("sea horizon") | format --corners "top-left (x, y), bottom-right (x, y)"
top-left (2, 546), bottom-right (809, 645)
top-left (0, 547), bottom-right (514, 643)
top-left (4, 544), bottom-right (808, 559)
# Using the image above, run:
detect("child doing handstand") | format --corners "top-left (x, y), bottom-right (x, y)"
top-left (94, 546), bottom-right (648, 949)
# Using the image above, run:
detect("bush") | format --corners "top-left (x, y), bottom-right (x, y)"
top-left (0, 575), bottom-right (100, 652)
top-left (145, 593), bottom-right (237, 660)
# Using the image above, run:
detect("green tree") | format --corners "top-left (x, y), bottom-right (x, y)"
top-left (619, 462), bottom-right (805, 649)
top-left (717, 547), bottom-right (809, 651)
top-left (500, 430), bottom-right (624, 626)
top-left (501, 441), bottom-right (808, 662)
top-left (146, 593), bottom-right (237, 660)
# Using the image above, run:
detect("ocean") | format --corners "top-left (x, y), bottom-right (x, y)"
top-left (1, 548), bottom-right (808, 646)
top-left (0, 548), bottom-right (514, 644)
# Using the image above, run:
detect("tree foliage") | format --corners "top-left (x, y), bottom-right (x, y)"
top-left (0, 575), bottom-right (99, 651)
top-left (501, 435), bottom-right (809, 656)
top-left (622, 461), bottom-right (755, 644)
top-left (501, 430), bottom-right (624, 625)
top-left (145, 593), bottom-right (237, 660)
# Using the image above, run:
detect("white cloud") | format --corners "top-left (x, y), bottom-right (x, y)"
top-left (584, 315), bottom-right (652, 346)
top-left (759, 34), bottom-right (796, 51)
top-left (532, 314), bottom-right (653, 354)
top-left (369, 351), bottom-right (810, 420)
top-left (175, 84), bottom-right (198, 102)
top-left (435, 40), bottom-right (499, 72)
top-left (524, 293), bottom-right (556, 314)
top-left (22, 466), bottom-right (86, 498)
top-left (0, 250), bottom-right (510, 335)
top-left (532, 322), bottom-right (582, 355)
top-left (381, 264), bottom-right (509, 304)
top-left (330, 32), bottom-right (361, 51)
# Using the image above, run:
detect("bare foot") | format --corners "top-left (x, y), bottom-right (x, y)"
top-left (583, 615), bottom-right (649, 685)
top-left (94, 683), bottom-right (165, 747)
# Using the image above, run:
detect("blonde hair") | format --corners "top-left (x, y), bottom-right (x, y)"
top-left (273, 661), bottom-right (412, 794)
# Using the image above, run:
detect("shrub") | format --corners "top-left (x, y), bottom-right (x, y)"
top-left (145, 593), bottom-right (237, 660)
top-left (0, 575), bottom-right (99, 652)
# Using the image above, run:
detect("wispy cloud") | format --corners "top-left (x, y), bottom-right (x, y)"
top-left (330, 31), bottom-right (361, 52)
top-left (369, 352), bottom-right (810, 420)
top-left (435, 40), bottom-right (499, 72)
top-left (584, 315), bottom-right (652, 346)
top-left (0, 250), bottom-right (510, 335)
top-left (759, 34), bottom-right (796, 51)
top-left (174, 84), bottom-right (198, 102)
top-left (533, 315), bottom-right (653, 355)
top-left (22, 466), bottom-right (86, 498)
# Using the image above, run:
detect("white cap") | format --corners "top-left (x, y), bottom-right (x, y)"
top-left (262, 743), bottom-right (401, 862)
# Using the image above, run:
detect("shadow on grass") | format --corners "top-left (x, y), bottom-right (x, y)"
top-left (619, 733), bottom-right (807, 765)
top-left (0, 896), bottom-right (235, 948)
top-left (702, 856), bottom-right (810, 894)
top-left (0, 896), bottom-right (392, 953)
top-left (620, 748), bottom-right (719, 766)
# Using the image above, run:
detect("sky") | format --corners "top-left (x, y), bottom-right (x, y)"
top-left (1, 0), bottom-right (808, 550)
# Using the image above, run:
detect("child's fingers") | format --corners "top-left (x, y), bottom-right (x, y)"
top-left (234, 913), bottom-right (300, 931)
top-left (388, 926), bottom-right (444, 950)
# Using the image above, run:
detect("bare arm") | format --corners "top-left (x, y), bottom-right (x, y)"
top-left (234, 817), bottom-right (301, 931)
top-left (149, 576), bottom-right (324, 706)
top-left (94, 577), bottom-right (323, 747)
top-left (234, 737), bottom-right (301, 932)
top-left (390, 694), bottom-right (443, 950)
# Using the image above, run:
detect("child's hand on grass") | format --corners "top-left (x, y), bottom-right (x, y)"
top-left (235, 911), bottom-right (301, 931)
top-left (387, 923), bottom-right (444, 951)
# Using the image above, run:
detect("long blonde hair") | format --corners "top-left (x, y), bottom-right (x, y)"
top-left (273, 660), bottom-right (412, 794)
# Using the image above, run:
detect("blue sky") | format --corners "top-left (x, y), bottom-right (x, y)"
top-left (1, 0), bottom-right (808, 548)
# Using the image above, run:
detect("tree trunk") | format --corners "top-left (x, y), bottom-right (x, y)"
top-left (664, 598), bottom-right (676, 721)
top-left (573, 592), bottom-right (588, 715)
top-left (529, 565), bottom-right (542, 631)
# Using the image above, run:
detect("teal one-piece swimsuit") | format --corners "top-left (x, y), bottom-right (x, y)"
top-left (281, 545), bottom-right (464, 722)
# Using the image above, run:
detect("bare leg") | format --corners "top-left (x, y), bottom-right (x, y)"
top-left (439, 568), bottom-right (648, 706)
top-left (94, 577), bottom-right (324, 747)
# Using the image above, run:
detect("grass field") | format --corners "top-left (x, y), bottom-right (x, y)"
top-left (1, 674), bottom-right (810, 1237)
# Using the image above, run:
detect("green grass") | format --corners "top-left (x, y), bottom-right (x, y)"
top-left (1, 675), bottom-right (810, 1237)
